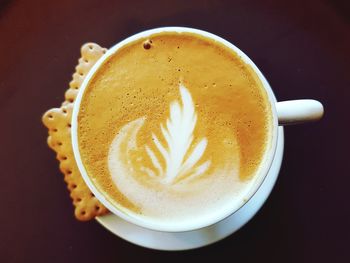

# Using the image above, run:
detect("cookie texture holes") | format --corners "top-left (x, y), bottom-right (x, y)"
top-left (57, 155), bottom-right (68, 162)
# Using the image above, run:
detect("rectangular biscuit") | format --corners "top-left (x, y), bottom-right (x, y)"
top-left (42, 43), bottom-right (109, 221)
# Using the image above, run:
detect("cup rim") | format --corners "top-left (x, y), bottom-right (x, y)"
top-left (71, 26), bottom-right (279, 233)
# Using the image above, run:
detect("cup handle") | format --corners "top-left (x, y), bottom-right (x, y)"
top-left (276, 100), bottom-right (324, 125)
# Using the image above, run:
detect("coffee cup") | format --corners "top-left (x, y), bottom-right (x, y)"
top-left (71, 27), bottom-right (323, 232)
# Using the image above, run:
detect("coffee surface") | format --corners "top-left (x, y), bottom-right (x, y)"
top-left (78, 32), bottom-right (272, 223)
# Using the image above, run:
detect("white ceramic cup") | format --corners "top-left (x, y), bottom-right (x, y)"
top-left (71, 27), bottom-right (323, 232)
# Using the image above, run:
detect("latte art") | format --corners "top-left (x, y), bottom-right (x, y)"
top-left (108, 85), bottom-right (241, 219)
top-left (77, 31), bottom-right (272, 224)
top-left (110, 85), bottom-right (210, 185)
top-left (144, 85), bottom-right (210, 184)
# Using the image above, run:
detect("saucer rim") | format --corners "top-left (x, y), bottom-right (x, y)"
top-left (95, 127), bottom-right (284, 251)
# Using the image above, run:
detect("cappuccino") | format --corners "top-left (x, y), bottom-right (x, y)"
top-left (77, 32), bottom-right (272, 224)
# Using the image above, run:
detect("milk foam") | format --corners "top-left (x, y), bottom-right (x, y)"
top-left (107, 85), bottom-right (250, 221)
top-left (78, 33), bottom-right (272, 223)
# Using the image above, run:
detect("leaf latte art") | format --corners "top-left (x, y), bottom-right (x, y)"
top-left (107, 84), bottom-right (243, 221)
top-left (108, 85), bottom-right (213, 189)
top-left (142, 85), bottom-right (210, 184)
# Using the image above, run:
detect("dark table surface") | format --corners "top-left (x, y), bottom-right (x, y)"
top-left (1, 0), bottom-right (349, 262)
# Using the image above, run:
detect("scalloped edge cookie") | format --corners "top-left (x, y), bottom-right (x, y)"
top-left (42, 43), bottom-right (109, 221)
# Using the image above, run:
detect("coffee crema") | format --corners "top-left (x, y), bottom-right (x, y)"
top-left (78, 32), bottom-right (272, 223)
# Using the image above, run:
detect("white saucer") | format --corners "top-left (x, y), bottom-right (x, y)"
top-left (96, 127), bottom-right (284, 251)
